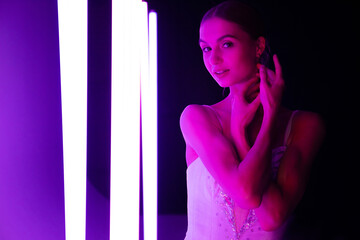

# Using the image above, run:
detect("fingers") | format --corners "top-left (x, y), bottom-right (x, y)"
top-left (260, 55), bottom-right (284, 87)
top-left (273, 54), bottom-right (282, 76)
top-left (247, 81), bottom-right (260, 94)
top-left (266, 68), bottom-right (275, 84)
top-left (259, 65), bottom-right (269, 88)
top-left (247, 74), bottom-right (260, 86)
top-left (239, 75), bottom-right (259, 94)
top-left (245, 82), bottom-right (259, 103)
top-left (244, 93), bottom-right (260, 117)
top-left (250, 94), bottom-right (261, 109)
top-left (273, 54), bottom-right (284, 85)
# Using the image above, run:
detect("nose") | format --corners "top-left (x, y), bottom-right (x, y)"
top-left (209, 48), bottom-right (222, 66)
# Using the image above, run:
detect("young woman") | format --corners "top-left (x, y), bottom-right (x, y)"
top-left (180, 1), bottom-right (325, 239)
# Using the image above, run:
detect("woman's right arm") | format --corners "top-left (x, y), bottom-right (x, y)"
top-left (180, 104), bottom-right (262, 209)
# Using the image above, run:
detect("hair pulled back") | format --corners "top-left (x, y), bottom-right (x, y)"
top-left (201, 0), bottom-right (271, 66)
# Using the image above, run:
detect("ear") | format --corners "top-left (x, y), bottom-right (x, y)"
top-left (255, 36), bottom-right (266, 59)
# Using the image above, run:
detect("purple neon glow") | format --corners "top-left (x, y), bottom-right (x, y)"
top-left (0, 0), bottom-right (65, 239)
top-left (141, 10), bottom-right (158, 240)
top-left (57, 0), bottom-right (88, 239)
top-left (110, 0), bottom-right (142, 239)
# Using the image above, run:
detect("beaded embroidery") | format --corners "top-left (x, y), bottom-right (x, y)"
top-left (212, 146), bottom-right (286, 239)
top-left (238, 209), bottom-right (257, 234)
top-left (214, 183), bottom-right (257, 239)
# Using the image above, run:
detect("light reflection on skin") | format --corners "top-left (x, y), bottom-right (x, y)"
top-left (199, 17), bottom-right (263, 90)
top-left (180, 16), bottom-right (325, 232)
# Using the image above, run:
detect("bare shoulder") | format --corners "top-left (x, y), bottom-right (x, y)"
top-left (180, 104), bottom-right (204, 130)
top-left (180, 104), bottom-right (221, 133)
top-left (180, 104), bottom-right (206, 121)
top-left (293, 110), bottom-right (326, 137)
top-left (289, 110), bottom-right (326, 160)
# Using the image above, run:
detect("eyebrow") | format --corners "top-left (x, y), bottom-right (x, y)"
top-left (199, 34), bottom-right (239, 44)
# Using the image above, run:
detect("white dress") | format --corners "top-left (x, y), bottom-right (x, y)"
top-left (185, 110), bottom-right (298, 240)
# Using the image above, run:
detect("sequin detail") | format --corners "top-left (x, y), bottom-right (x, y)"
top-left (238, 209), bottom-right (257, 234)
top-left (214, 184), bottom-right (236, 236)
top-left (271, 146), bottom-right (286, 179)
top-left (214, 183), bottom-right (257, 239)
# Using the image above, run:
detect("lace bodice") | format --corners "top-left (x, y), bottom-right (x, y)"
top-left (184, 110), bottom-right (298, 240)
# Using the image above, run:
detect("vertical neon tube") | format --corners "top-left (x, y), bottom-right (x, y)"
top-left (141, 11), bottom-right (158, 240)
top-left (110, 0), bottom-right (142, 239)
top-left (57, 0), bottom-right (87, 240)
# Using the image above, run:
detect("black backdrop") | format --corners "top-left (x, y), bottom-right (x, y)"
top-left (86, 0), bottom-right (358, 239)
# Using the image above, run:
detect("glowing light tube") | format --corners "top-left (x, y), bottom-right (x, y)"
top-left (141, 11), bottom-right (158, 240)
top-left (110, 0), bottom-right (144, 239)
top-left (57, 1), bottom-right (88, 240)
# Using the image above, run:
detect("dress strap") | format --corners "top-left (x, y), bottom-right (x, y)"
top-left (203, 105), bottom-right (224, 130)
top-left (283, 110), bottom-right (299, 146)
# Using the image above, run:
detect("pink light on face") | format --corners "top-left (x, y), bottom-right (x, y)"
top-left (199, 18), bottom-right (257, 87)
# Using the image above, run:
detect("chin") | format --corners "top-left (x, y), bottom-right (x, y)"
top-left (216, 78), bottom-right (245, 88)
top-left (212, 76), bottom-right (232, 88)
top-left (214, 79), bottom-right (230, 88)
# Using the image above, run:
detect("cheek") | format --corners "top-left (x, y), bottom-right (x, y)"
top-left (227, 49), bottom-right (257, 80)
top-left (232, 48), bottom-right (256, 70)
top-left (203, 55), bottom-right (211, 72)
top-left (235, 46), bottom-right (254, 63)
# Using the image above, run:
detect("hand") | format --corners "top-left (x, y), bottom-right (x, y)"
top-left (231, 76), bottom-right (261, 129)
top-left (259, 54), bottom-right (284, 121)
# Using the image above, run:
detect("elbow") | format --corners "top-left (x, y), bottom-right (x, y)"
top-left (259, 209), bottom-right (287, 232)
top-left (261, 220), bottom-right (283, 232)
top-left (234, 185), bottom-right (262, 209)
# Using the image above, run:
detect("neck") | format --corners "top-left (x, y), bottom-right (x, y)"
top-left (239, 105), bottom-right (263, 146)
top-left (228, 69), bottom-right (259, 101)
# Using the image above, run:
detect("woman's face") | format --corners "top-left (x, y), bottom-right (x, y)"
top-left (199, 17), bottom-right (258, 88)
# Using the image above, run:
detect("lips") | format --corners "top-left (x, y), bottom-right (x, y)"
top-left (213, 69), bottom-right (229, 77)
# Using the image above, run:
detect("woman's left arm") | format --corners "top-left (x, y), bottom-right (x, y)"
top-left (255, 111), bottom-right (326, 231)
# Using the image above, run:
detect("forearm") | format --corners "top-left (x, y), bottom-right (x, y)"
top-left (255, 142), bottom-right (315, 231)
top-left (231, 124), bottom-right (250, 160)
top-left (254, 181), bottom-right (289, 231)
top-left (231, 117), bottom-right (274, 207)
top-left (238, 126), bottom-right (272, 196)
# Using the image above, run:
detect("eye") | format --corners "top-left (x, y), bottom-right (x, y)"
top-left (201, 46), bottom-right (211, 53)
top-left (223, 42), bottom-right (233, 48)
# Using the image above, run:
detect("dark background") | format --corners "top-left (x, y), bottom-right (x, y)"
top-left (1, 0), bottom-right (356, 239)
top-left (86, 0), bottom-right (358, 239)
top-left (149, 0), bottom-right (358, 238)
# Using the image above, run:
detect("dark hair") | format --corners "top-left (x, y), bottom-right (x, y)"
top-left (201, 0), bottom-right (271, 66)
